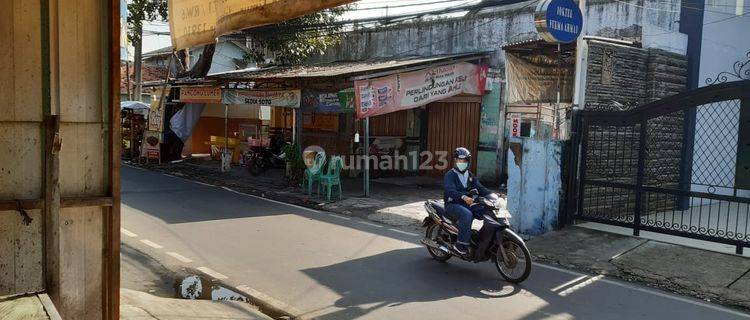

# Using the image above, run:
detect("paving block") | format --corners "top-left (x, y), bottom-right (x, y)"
top-left (613, 241), bottom-right (750, 289)
top-left (527, 226), bottom-right (647, 274)
top-left (728, 271), bottom-right (750, 304)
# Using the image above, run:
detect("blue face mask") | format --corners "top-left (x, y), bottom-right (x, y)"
top-left (456, 162), bottom-right (469, 171)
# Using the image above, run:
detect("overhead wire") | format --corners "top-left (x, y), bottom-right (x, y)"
top-left (642, 11), bottom-right (747, 36)
top-left (611, 0), bottom-right (745, 15)
top-left (350, 0), bottom-right (474, 10)
top-left (390, 0), bottom-right (537, 57)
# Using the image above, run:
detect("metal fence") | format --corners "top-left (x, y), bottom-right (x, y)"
top-left (567, 80), bottom-right (750, 254)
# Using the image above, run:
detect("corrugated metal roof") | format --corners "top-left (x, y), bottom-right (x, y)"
top-left (501, 37), bottom-right (576, 55)
top-left (501, 38), bottom-right (546, 49)
top-left (206, 52), bottom-right (491, 81)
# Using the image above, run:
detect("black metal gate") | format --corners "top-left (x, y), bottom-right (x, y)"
top-left (566, 80), bottom-right (750, 254)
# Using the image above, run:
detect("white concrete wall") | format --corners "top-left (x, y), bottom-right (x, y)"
top-left (691, 0), bottom-right (750, 194)
top-left (312, 0), bottom-right (687, 67)
top-left (699, 0), bottom-right (750, 87)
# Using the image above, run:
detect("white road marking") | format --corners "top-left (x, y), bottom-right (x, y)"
top-left (551, 275), bottom-right (588, 292)
top-left (166, 252), bottom-right (193, 263)
top-left (534, 263), bottom-right (750, 318)
top-left (558, 275), bottom-right (604, 297)
top-left (389, 228), bottom-right (420, 236)
top-left (198, 267), bottom-right (228, 280)
top-left (169, 174), bottom-right (216, 188)
top-left (120, 228), bottom-right (138, 238)
top-left (358, 221), bottom-right (383, 228)
top-left (140, 239), bottom-right (164, 249)
top-left (123, 164), bottom-right (146, 171)
top-left (192, 180), bottom-right (215, 187)
top-left (328, 214), bottom-right (351, 220)
top-left (221, 186), bottom-right (323, 214)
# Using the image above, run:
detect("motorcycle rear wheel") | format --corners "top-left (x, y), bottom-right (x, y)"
top-left (494, 236), bottom-right (531, 283)
top-left (425, 224), bottom-right (452, 262)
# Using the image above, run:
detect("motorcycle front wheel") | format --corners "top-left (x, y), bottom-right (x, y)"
top-left (494, 234), bottom-right (531, 283)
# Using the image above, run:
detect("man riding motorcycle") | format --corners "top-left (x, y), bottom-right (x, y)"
top-left (443, 147), bottom-right (492, 255)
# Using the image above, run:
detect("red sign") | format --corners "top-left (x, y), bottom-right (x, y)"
top-left (510, 113), bottom-right (522, 137)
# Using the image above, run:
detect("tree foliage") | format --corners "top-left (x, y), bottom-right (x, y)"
top-left (127, 0), bottom-right (168, 44)
top-left (243, 6), bottom-right (352, 66)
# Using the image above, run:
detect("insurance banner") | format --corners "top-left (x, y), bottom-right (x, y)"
top-left (354, 62), bottom-right (487, 119)
top-left (169, 0), bottom-right (356, 50)
top-left (222, 90), bottom-right (302, 108)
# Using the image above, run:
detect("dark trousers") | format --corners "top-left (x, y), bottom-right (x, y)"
top-left (445, 203), bottom-right (486, 246)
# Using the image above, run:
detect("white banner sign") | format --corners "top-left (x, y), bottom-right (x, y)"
top-left (168, 0), bottom-right (356, 50)
top-left (222, 90), bottom-right (302, 108)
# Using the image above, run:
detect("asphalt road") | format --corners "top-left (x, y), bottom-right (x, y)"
top-left (121, 166), bottom-right (750, 320)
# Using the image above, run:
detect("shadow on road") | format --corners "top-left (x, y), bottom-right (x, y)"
top-left (299, 247), bottom-right (587, 320)
top-left (121, 166), bottom-right (427, 243)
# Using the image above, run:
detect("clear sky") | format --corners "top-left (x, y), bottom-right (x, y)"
top-left (139, 0), bottom-right (478, 53)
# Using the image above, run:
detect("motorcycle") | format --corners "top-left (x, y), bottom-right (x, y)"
top-left (421, 190), bottom-right (532, 283)
top-left (244, 145), bottom-right (287, 176)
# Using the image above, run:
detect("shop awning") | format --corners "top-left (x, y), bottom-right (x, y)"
top-left (206, 52), bottom-right (491, 82)
top-left (502, 38), bottom-right (576, 105)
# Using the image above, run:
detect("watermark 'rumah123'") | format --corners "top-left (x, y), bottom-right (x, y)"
top-left (303, 145), bottom-right (450, 171)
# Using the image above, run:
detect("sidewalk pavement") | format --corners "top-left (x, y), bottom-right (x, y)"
top-left (528, 226), bottom-right (750, 310)
top-left (134, 157), bottom-right (750, 311)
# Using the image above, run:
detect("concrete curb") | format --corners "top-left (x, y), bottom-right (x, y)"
top-left (189, 267), bottom-right (307, 320)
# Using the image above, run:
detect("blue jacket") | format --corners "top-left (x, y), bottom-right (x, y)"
top-left (443, 168), bottom-right (492, 205)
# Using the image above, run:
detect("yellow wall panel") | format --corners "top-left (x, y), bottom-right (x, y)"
top-left (60, 123), bottom-right (108, 197)
top-left (0, 0), bottom-right (43, 122)
top-left (0, 123), bottom-right (42, 199)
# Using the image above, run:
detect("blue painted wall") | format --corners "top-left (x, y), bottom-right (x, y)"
top-left (506, 138), bottom-right (562, 237)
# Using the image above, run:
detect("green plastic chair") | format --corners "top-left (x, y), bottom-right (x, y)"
top-left (319, 156), bottom-right (344, 201)
top-left (303, 152), bottom-right (326, 196)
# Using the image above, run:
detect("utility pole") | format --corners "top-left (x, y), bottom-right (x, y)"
top-left (134, 26), bottom-right (143, 102)
top-left (126, 61), bottom-right (132, 100)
